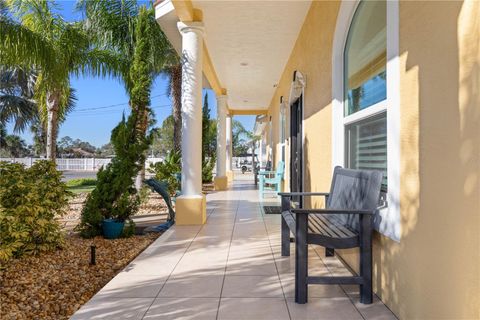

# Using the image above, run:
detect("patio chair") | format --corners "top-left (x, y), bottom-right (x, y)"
top-left (258, 160), bottom-right (284, 198)
top-left (279, 166), bottom-right (383, 304)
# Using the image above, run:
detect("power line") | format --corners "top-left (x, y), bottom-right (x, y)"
top-left (72, 93), bottom-right (168, 112)
top-left (68, 104), bottom-right (171, 117)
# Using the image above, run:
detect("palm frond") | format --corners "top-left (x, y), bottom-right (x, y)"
top-left (77, 0), bottom-right (138, 56)
top-left (0, 95), bottom-right (38, 132)
top-left (0, 17), bottom-right (57, 69)
top-left (0, 65), bottom-right (39, 133)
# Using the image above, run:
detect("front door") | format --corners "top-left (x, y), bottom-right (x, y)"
top-left (290, 95), bottom-right (303, 205)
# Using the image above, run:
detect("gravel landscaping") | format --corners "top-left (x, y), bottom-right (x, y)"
top-left (0, 184), bottom-right (215, 320)
top-left (0, 233), bottom-right (160, 320)
top-left (0, 190), bottom-right (169, 320)
top-left (59, 191), bottom-right (169, 231)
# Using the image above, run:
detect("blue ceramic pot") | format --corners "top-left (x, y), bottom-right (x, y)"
top-left (102, 219), bottom-right (125, 239)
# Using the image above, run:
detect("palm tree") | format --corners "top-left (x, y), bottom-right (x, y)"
top-left (165, 63), bottom-right (182, 153)
top-left (0, 123), bottom-right (7, 149)
top-left (1, 0), bottom-right (122, 160)
top-left (0, 66), bottom-right (37, 133)
top-left (0, 66), bottom-right (77, 139)
top-left (77, 0), bottom-right (176, 184)
top-left (4, 134), bottom-right (28, 157)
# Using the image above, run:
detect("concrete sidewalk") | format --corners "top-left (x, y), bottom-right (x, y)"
top-left (71, 178), bottom-right (396, 320)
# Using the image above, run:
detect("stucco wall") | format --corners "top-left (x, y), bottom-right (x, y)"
top-left (267, 1), bottom-right (480, 319)
top-left (268, 0), bottom-right (338, 198)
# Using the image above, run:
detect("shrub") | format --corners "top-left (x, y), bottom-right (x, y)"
top-left (202, 154), bottom-right (216, 183)
top-left (148, 150), bottom-right (181, 195)
top-left (0, 161), bottom-right (71, 262)
top-left (77, 113), bottom-right (152, 238)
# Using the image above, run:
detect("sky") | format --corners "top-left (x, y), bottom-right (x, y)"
top-left (5, 0), bottom-right (255, 148)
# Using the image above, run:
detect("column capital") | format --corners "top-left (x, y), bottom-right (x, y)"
top-left (216, 94), bottom-right (228, 103)
top-left (216, 95), bottom-right (228, 113)
top-left (177, 21), bottom-right (205, 36)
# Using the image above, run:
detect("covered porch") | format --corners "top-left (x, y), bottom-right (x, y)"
top-left (71, 176), bottom-right (395, 319)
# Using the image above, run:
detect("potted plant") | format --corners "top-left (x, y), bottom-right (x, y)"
top-left (102, 193), bottom-right (140, 239)
top-left (78, 112), bottom-right (152, 239)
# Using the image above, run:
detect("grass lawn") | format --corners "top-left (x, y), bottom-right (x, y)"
top-left (66, 178), bottom-right (96, 194)
top-left (67, 185), bottom-right (96, 194)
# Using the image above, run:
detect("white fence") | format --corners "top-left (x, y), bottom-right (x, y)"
top-left (0, 157), bottom-right (164, 171)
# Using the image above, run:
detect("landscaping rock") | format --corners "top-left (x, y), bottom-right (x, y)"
top-left (0, 233), bottom-right (159, 320)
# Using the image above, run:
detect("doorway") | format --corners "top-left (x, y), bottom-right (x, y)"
top-left (289, 95), bottom-right (303, 204)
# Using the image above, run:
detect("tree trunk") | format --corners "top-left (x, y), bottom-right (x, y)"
top-left (46, 91), bottom-right (60, 160)
top-left (135, 104), bottom-right (149, 190)
top-left (170, 64), bottom-right (182, 154)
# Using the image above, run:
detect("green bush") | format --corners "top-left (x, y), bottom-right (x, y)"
top-left (77, 113), bottom-right (151, 238)
top-left (66, 178), bottom-right (97, 187)
top-left (0, 161), bottom-right (71, 262)
top-left (148, 150), bottom-right (181, 195)
top-left (202, 154), bottom-right (216, 183)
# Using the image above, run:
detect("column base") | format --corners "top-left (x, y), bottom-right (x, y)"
top-left (214, 176), bottom-right (228, 190)
top-left (175, 195), bottom-right (206, 225)
top-left (226, 170), bottom-right (234, 183)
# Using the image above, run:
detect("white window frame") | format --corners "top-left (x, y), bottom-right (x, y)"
top-left (332, 0), bottom-right (401, 242)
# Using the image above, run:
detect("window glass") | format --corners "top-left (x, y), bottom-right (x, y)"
top-left (344, 0), bottom-right (386, 116)
top-left (345, 113), bottom-right (387, 189)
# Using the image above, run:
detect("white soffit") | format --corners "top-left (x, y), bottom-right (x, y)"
top-left (155, 1), bottom-right (182, 54)
top-left (194, 0), bottom-right (311, 110)
top-left (156, 0), bottom-right (311, 110)
top-left (155, 1), bottom-right (213, 89)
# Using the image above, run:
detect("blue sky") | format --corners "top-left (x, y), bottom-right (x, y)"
top-left (6, 0), bottom-right (255, 147)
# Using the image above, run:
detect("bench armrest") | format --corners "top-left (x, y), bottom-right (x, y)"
top-left (291, 208), bottom-right (375, 215)
top-left (258, 170), bottom-right (275, 175)
top-left (278, 192), bottom-right (330, 197)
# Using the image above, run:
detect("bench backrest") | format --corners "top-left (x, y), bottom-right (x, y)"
top-left (326, 166), bottom-right (383, 231)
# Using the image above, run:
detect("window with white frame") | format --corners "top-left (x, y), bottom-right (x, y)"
top-left (344, 0), bottom-right (387, 189)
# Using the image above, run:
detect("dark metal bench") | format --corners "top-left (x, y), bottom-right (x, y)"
top-left (279, 166), bottom-right (383, 305)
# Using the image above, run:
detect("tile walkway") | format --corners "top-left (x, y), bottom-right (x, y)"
top-left (71, 175), bottom-right (397, 320)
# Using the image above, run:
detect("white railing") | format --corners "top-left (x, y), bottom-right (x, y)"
top-left (0, 157), bottom-right (164, 171)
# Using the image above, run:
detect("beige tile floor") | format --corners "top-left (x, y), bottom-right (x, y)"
top-left (71, 174), bottom-right (397, 320)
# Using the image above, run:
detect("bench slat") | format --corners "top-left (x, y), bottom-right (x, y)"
top-left (315, 215), bottom-right (356, 238)
top-left (308, 215), bottom-right (338, 238)
top-left (283, 211), bottom-right (357, 239)
top-left (327, 216), bottom-right (357, 237)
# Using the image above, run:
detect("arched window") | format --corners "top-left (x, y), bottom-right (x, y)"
top-left (344, 0), bottom-right (387, 188)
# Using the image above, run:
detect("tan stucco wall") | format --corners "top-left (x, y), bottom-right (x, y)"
top-left (268, 0), bottom-right (338, 197)
top-left (267, 1), bottom-right (480, 319)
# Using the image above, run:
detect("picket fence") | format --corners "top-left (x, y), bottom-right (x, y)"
top-left (0, 157), bottom-right (164, 171)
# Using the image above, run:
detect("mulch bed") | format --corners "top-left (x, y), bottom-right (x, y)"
top-left (0, 183), bottom-right (215, 319)
top-left (0, 233), bottom-right (160, 320)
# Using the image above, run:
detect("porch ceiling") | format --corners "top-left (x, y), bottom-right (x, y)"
top-left (156, 0), bottom-right (311, 110)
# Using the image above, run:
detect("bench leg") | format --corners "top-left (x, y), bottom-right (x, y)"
top-left (359, 215), bottom-right (373, 304)
top-left (280, 196), bottom-right (291, 257)
top-left (325, 248), bottom-right (335, 257)
top-left (295, 213), bottom-right (308, 304)
top-left (281, 217), bottom-right (290, 256)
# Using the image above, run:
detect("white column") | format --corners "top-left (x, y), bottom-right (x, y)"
top-left (216, 95), bottom-right (227, 177)
top-left (226, 114), bottom-right (232, 172)
top-left (178, 21), bottom-right (204, 197)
